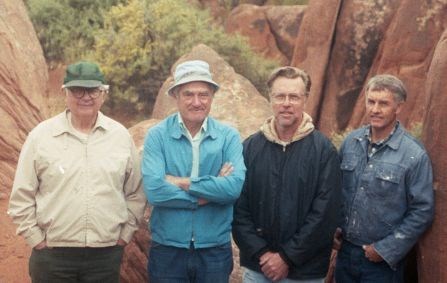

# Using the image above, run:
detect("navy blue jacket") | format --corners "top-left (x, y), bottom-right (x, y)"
top-left (233, 130), bottom-right (342, 280)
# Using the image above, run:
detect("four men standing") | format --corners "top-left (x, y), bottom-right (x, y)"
top-left (8, 59), bottom-right (435, 283)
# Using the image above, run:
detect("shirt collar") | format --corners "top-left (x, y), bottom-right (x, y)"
top-left (363, 122), bottom-right (402, 150)
top-left (52, 109), bottom-right (109, 137)
top-left (177, 112), bottom-right (208, 135)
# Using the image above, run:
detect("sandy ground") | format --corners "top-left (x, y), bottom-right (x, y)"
top-left (0, 195), bottom-right (31, 283)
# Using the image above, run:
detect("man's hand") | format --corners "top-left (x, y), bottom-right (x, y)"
top-left (333, 227), bottom-right (343, 250)
top-left (34, 241), bottom-right (47, 250)
top-left (259, 252), bottom-right (289, 281)
top-left (165, 175), bottom-right (190, 191)
top-left (218, 162), bottom-right (234, 177)
top-left (363, 244), bottom-right (383, 262)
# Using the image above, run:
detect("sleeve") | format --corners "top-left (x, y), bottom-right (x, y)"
top-left (119, 137), bottom-right (148, 243)
top-left (279, 140), bottom-right (342, 267)
top-left (188, 128), bottom-right (246, 205)
top-left (232, 136), bottom-right (270, 261)
top-left (7, 132), bottom-right (45, 248)
top-left (373, 152), bottom-right (434, 268)
top-left (141, 128), bottom-right (199, 209)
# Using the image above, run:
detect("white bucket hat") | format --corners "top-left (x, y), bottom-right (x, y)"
top-left (167, 60), bottom-right (219, 96)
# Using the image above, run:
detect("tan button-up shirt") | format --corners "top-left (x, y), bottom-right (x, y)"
top-left (8, 111), bottom-right (146, 248)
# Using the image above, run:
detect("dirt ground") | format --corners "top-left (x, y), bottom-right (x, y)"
top-left (0, 195), bottom-right (31, 283)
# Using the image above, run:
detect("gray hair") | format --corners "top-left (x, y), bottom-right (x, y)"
top-left (365, 74), bottom-right (407, 102)
top-left (267, 66), bottom-right (311, 96)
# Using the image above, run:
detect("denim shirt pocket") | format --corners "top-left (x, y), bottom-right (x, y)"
top-left (340, 154), bottom-right (358, 190)
top-left (370, 163), bottom-right (405, 199)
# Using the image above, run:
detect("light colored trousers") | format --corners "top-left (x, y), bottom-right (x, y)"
top-left (242, 268), bottom-right (325, 283)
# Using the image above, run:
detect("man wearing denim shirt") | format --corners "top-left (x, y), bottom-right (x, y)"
top-left (142, 60), bottom-right (245, 282)
top-left (334, 74), bottom-right (434, 282)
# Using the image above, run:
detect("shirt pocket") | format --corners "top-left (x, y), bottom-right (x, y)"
top-left (340, 154), bottom-right (358, 189)
top-left (370, 163), bottom-right (405, 198)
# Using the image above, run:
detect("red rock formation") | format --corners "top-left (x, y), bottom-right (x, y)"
top-left (291, 1), bottom-right (447, 282)
top-left (225, 4), bottom-right (306, 64)
top-left (418, 28), bottom-right (447, 283)
top-left (225, 4), bottom-right (288, 64)
top-left (292, 0), bottom-right (447, 136)
top-left (265, 5), bottom-right (306, 60)
top-left (290, 0), bottom-right (342, 127)
top-left (120, 221), bottom-right (151, 283)
top-left (0, 0), bottom-right (49, 196)
top-left (152, 44), bottom-right (272, 140)
top-left (0, 1), bottom-right (49, 282)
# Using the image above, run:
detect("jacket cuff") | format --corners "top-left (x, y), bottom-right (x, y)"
top-left (253, 246), bottom-right (270, 261)
top-left (119, 224), bottom-right (137, 243)
top-left (278, 248), bottom-right (294, 267)
top-left (373, 242), bottom-right (397, 270)
top-left (25, 228), bottom-right (45, 248)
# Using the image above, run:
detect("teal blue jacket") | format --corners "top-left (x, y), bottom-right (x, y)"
top-left (142, 113), bottom-right (245, 248)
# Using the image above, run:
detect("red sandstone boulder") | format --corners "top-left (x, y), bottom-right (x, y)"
top-left (291, 0), bottom-right (342, 132)
top-left (291, 1), bottom-right (447, 281)
top-left (265, 5), bottom-right (306, 60)
top-left (225, 4), bottom-right (288, 64)
top-left (418, 28), bottom-right (447, 283)
top-left (225, 4), bottom-right (306, 64)
top-left (0, 1), bottom-right (49, 282)
top-left (292, 0), bottom-right (447, 136)
top-left (152, 44), bottom-right (272, 140)
top-left (0, 0), bottom-right (49, 196)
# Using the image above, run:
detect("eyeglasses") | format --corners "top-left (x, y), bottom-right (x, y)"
top-left (270, 93), bottom-right (306, 104)
top-left (67, 87), bottom-right (103, 99)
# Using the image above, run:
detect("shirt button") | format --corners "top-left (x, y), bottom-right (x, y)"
top-left (369, 164), bottom-right (373, 168)
top-left (360, 187), bottom-right (364, 191)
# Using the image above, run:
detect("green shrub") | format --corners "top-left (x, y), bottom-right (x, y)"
top-left (25, 0), bottom-right (124, 62)
top-left (330, 128), bottom-right (353, 150)
top-left (26, 0), bottom-right (278, 120)
top-left (408, 122), bottom-right (423, 140)
top-left (92, 0), bottom-right (277, 116)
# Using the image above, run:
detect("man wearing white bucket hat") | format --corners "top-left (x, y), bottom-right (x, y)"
top-left (142, 60), bottom-right (246, 282)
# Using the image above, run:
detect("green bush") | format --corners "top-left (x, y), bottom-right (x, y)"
top-left (92, 0), bottom-right (277, 116)
top-left (26, 0), bottom-right (278, 120)
top-left (25, 0), bottom-right (124, 62)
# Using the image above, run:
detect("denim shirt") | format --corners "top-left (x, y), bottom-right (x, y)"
top-left (142, 113), bottom-right (246, 248)
top-left (340, 123), bottom-right (434, 268)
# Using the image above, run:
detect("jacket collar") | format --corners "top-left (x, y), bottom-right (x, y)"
top-left (260, 112), bottom-right (315, 146)
top-left (169, 113), bottom-right (217, 140)
top-left (52, 109), bottom-right (109, 137)
top-left (357, 122), bottom-right (404, 151)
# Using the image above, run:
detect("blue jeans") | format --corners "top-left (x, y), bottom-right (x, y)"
top-left (148, 241), bottom-right (233, 283)
top-left (335, 241), bottom-right (404, 283)
top-left (242, 268), bottom-right (325, 283)
top-left (29, 246), bottom-right (124, 283)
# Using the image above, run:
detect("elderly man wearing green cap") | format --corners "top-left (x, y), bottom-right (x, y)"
top-left (142, 60), bottom-right (246, 282)
top-left (8, 61), bottom-right (146, 283)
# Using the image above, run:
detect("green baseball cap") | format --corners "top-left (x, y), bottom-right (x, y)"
top-left (63, 61), bottom-right (106, 88)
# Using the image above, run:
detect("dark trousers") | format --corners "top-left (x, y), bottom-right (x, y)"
top-left (335, 241), bottom-right (404, 283)
top-left (148, 241), bottom-right (233, 283)
top-left (29, 246), bottom-right (124, 283)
